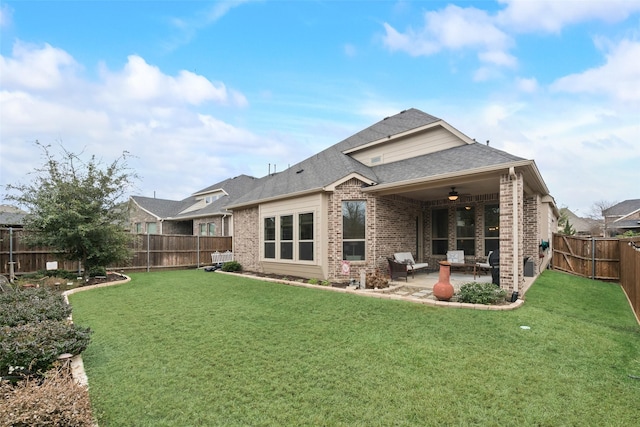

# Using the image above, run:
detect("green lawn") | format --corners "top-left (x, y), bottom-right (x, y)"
top-left (69, 270), bottom-right (640, 426)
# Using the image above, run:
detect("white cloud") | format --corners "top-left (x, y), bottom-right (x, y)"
top-left (0, 42), bottom-right (269, 201)
top-left (516, 77), bottom-right (538, 93)
top-left (383, 5), bottom-right (512, 61)
top-left (0, 3), bottom-right (13, 28)
top-left (551, 39), bottom-right (640, 102)
top-left (0, 41), bottom-right (80, 90)
top-left (98, 55), bottom-right (235, 107)
top-left (497, 0), bottom-right (640, 33)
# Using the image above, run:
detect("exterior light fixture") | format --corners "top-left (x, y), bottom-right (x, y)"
top-left (448, 187), bottom-right (459, 201)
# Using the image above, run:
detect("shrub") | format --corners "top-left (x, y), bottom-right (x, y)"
top-left (457, 282), bottom-right (507, 305)
top-left (308, 278), bottom-right (319, 285)
top-left (0, 287), bottom-right (72, 327)
top-left (0, 320), bottom-right (91, 376)
top-left (366, 269), bottom-right (389, 289)
top-left (0, 366), bottom-right (94, 426)
top-left (221, 260), bottom-right (242, 272)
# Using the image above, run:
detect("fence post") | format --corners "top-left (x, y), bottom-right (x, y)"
top-left (197, 235), bottom-right (200, 269)
top-left (8, 227), bottom-right (15, 282)
top-left (147, 232), bottom-right (150, 273)
top-left (591, 237), bottom-right (596, 280)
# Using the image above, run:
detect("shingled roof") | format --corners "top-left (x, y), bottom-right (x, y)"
top-left (228, 108), bottom-right (529, 208)
top-left (131, 174), bottom-right (259, 219)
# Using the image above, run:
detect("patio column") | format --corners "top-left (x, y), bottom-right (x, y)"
top-left (499, 169), bottom-right (524, 296)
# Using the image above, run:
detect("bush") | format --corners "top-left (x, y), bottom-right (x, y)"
top-left (366, 269), bottom-right (389, 289)
top-left (0, 320), bottom-right (91, 376)
top-left (221, 260), bottom-right (242, 272)
top-left (28, 269), bottom-right (78, 280)
top-left (308, 278), bottom-right (319, 285)
top-left (0, 366), bottom-right (94, 426)
top-left (0, 287), bottom-right (72, 327)
top-left (457, 282), bottom-right (507, 305)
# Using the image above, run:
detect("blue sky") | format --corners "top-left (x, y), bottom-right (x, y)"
top-left (1, 0), bottom-right (639, 216)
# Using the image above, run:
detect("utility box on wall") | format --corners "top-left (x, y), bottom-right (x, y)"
top-left (524, 257), bottom-right (535, 277)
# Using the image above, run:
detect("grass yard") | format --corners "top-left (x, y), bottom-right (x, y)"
top-left (69, 270), bottom-right (640, 426)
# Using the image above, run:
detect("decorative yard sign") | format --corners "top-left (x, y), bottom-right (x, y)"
top-left (341, 261), bottom-right (350, 275)
top-left (46, 261), bottom-right (58, 270)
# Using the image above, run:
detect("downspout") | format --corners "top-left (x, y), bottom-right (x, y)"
top-left (509, 167), bottom-right (519, 299)
top-left (222, 214), bottom-right (228, 236)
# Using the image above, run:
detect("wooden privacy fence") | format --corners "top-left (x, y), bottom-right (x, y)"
top-left (552, 234), bottom-right (620, 281)
top-left (552, 233), bottom-right (640, 321)
top-left (0, 228), bottom-right (232, 275)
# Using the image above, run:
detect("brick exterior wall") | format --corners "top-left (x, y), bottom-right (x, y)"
top-left (327, 178), bottom-right (379, 281)
top-left (128, 205), bottom-right (158, 233)
top-left (232, 207), bottom-right (260, 272)
top-left (374, 195), bottom-right (422, 272)
top-left (524, 194), bottom-right (541, 272)
top-left (193, 215), bottom-right (231, 237)
top-left (499, 172), bottom-right (524, 294)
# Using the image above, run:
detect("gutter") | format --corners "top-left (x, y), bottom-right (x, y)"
top-left (226, 187), bottom-right (324, 210)
top-left (509, 166), bottom-right (519, 300)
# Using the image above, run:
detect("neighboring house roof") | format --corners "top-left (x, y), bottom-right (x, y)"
top-left (130, 174), bottom-right (259, 220)
top-left (559, 208), bottom-right (601, 235)
top-left (228, 108), bottom-right (547, 209)
top-left (0, 205), bottom-right (27, 227)
top-left (604, 199), bottom-right (640, 220)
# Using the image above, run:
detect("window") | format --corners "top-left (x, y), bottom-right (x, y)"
top-left (431, 208), bottom-right (448, 255)
top-left (456, 207), bottom-right (475, 256)
top-left (264, 217), bottom-right (275, 259)
top-left (280, 215), bottom-right (293, 259)
top-left (146, 222), bottom-right (157, 234)
top-left (199, 223), bottom-right (207, 236)
top-left (299, 213), bottom-right (314, 261)
top-left (484, 204), bottom-right (500, 256)
top-left (135, 223), bottom-right (143, 233)
top-left (208, 223), bottom-right (216, 236)
top-left (342, 201), bottom-right (366, 260)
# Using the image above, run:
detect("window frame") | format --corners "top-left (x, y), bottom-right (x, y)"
top-left (431, 208), bottom-right (449, 255)
top-left (261, 212), bottom-right (315, 262)
top-left (455, 206), bottom-right (475, 256)
top-left (342, 200), bottom-right (366, 261)
top-left (483, 204), bottom-right (500, 256)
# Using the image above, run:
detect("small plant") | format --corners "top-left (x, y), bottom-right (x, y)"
top-left (321, 280), bottom-right (331, 286)
top-left (365, 269), bottom-right (389, 289)
top-left (0, 320), bottom-right (92, 377)
top-left (0, 365), bottom-right (94, 426)
top-left (307, 278), bottom-right (319, 285)
top-left (457, 282), bottom-right (507, 305)
top-left (0, 287), bottom-right (71, 327)
top-left (220, 261), bottom-right (242, 272)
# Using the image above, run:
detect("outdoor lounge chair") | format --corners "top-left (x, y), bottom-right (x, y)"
top-left (393, 252), bottom-right (429, 278)
top-left (387, 257), bottom-right (408, 282)
top-left (474, 251), bottom-right (493, 279)
top-left (446, 250), bottom-right (465, 266)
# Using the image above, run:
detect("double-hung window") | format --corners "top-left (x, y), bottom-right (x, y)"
top-left (298, 213), bottom-right (314, 261)
top-left (456, 207), bottom-right (475, 256)
top-left (280, 215), bottom-right (293, 260)
top-left (264, 217), bottom-right (276, 259)
top-left (484, 204), bottom-right (499, 256)
top-left (431, 208), bottom-right (448, 255)
top-left (342, 200), bottom-right (366, 260)
top-left (263, 213), bottom-right (314, 261)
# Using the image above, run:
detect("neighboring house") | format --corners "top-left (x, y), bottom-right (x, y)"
top-left (603, 199), bottom-right (640, 236)
top-left (558, 208), bottom-right (602, 236)
top-left (129, 175), bottom-right (259, 236)
top-left (227, 108), bottom-right (559, 295)
top-left (0, 205), bottom-right (27, 228)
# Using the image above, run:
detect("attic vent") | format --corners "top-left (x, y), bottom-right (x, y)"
top-left (296, 169), bottom-right (304, 174)
top-left (370, 156), bottom-right (382, 165)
